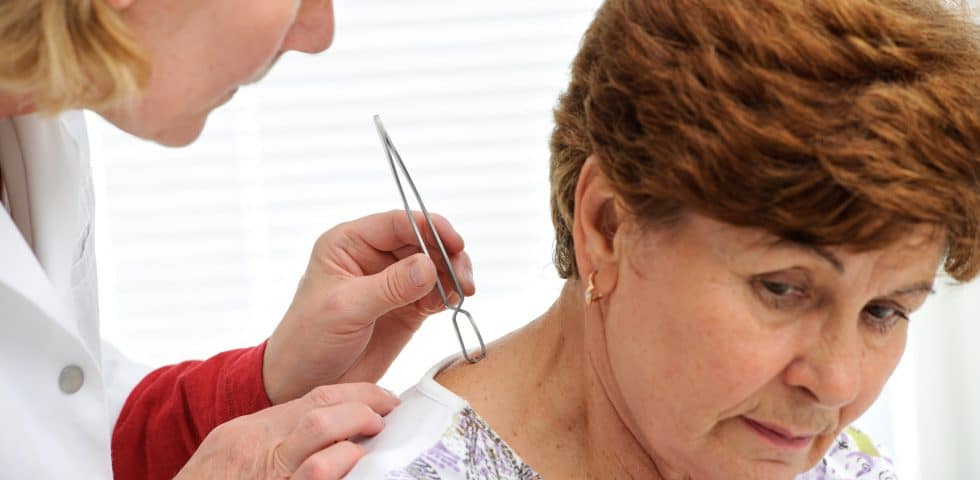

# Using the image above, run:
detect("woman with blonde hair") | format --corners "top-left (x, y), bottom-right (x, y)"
top-left (1, 1), bottom-right (474, 479)
top-left (345, 0), bottom-right (980, 478)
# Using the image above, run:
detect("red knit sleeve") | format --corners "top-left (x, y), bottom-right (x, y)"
top-left (111, 341), bottom-right (273, 480)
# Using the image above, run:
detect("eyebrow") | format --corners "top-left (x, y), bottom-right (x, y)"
top-left (769, 240), bottom-right (845, 272)
top-left (777, 241), bottom-right (936, 297)
top-left (805, 245), bottom-right (844, 273)
top-left (889, 281), bottom-right (936, 297)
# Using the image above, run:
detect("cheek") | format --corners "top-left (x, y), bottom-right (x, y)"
top-left (120, 2), bottom-right (299, 141)
top-left (600, 268), bottom-right (792, 451)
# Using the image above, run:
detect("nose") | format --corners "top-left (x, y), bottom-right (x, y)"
top-left (784, 316), bottom-right (863, 408)
top-left (282, 0), bottom-right (336, 54)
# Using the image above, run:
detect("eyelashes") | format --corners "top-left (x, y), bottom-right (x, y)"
top-left (862, 303), bottom-right (909, 334)
top-left (754, 277), bottom-right (808, 310)
top-left (752, 276), bottom-right (910, 334)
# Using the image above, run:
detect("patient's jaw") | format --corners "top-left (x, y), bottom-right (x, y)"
top-left (436, 165), bottom-right (941, 479)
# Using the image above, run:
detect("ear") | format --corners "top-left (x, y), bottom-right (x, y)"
top-left (104, 0), bottom-right (136, 10)
top-left (572, 155), bottom-right (626, 293)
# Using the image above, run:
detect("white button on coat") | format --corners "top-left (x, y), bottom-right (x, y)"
top-left (0, 112), bottom-right (152, 478)
top-left (59, 365), bottom-right (85, 394)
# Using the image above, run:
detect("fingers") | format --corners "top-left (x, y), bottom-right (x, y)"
top-left (273, 403), bottom-right (383, 475)
top-left (346, 252), bottom-right (439, 319)
top-left (272, 384), bottom-right (398, 475)
top-left (344, 210), bottom-right (465, 257)
top-left (302, 382), bottom-right (400, 413)
top-left (393, 248), bottom-right (474, 299)
top-left (290, 441), bottom-right (364, 480)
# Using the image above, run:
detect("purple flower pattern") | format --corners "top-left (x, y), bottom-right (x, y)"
top-left (796, 428), bottom-right (897, 480)
top-left (385, 407), bottom-right (541, 480)
top-left (384, 408), bottom-right (894, 480)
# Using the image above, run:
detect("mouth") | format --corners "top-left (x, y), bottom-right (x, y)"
top-left (741, 416), bottom-right (816, 451)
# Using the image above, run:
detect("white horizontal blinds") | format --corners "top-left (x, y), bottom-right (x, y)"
top-left (244, 0), bottom-right (600, 388)
top-left (89, 0), bottom-right (599, 381)
top-left (92, 107), bottom-right (253, 357)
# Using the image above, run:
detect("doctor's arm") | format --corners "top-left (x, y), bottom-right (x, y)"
top-left (111, 211), bottom-right (474, 480)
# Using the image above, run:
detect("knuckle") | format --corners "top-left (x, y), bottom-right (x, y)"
top-left (421, 295), bottom-right (443, 314)
top-left (348, 403), bottom-right (384, 429)
top-left (337, 439), bottom-right (363, 453)
top-left (270, 443), bottom-right (292, 477)
top-left (300, 410), bottom-right (335, 439)
top-left (208, 417), bottom-right (244, 440)
top-left (430, 211), bottom-right (447, 226)
top-left (308, 385), bottom-right (341, 407)
top-left (304, 455), bottom-right (339, 480)
top-left (313, 229), bottom-right (337, 254)
top-left (315, 223), bottom-right (355, 256)
top-left (383, 268), bottom-right (407, 304)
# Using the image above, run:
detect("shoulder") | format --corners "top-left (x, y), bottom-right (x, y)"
top-left (344, 375), bottom-right (467, 479)
top-left (797, 426), bottom-right (898, 480)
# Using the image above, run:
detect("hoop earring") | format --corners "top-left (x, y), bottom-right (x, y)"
top-left (585, 270), bottom-right (603, 305)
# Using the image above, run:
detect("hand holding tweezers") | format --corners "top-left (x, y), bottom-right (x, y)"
top-left (373, 115), bottom-right (487, 364)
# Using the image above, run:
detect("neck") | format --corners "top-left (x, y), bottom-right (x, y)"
top-left (436, 281), bottom-right (666, 479)
top-left (0, 90), bottom-right (37, 119)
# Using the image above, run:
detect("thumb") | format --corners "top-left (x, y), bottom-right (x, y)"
top-left (355, 253), bottom-right (436, 318)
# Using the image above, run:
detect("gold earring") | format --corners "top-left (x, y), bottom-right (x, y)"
top-left (585, 270), bottom-right (603, 305)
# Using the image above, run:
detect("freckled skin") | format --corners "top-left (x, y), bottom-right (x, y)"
top-left (438, 210), bottom-right (942, 479)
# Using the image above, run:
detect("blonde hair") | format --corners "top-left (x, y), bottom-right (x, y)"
top-left (0, 0), bottom-right (149, 113)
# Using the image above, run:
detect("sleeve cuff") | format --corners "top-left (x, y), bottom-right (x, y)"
top-left (220, 340), bottom-right (273, 424)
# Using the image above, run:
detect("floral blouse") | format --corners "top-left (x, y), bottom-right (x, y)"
top-left (345, 359), bottom-right (897, 480)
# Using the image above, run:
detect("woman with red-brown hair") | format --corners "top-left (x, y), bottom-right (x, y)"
top-left (343, 0), bottom-right (980, 478)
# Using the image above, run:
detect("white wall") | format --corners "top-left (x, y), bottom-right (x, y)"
top-left (87, 0), bottom-right (979, 477)
top-left (899, 282), bottom-right (980, 478)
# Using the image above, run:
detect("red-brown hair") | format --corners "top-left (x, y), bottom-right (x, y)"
top-left (550, 0), bottom-right (980, 281)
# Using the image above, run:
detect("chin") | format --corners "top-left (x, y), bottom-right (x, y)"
top-left (152, 117), bottom-right (208, 147)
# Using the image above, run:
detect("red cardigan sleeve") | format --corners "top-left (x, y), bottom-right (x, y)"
top-left (111, 341), bottom-right (273, 480)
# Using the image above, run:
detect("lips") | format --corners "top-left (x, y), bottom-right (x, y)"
top-left (742, 417), bottom-right (816, 450)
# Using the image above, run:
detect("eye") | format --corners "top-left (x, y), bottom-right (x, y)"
top-left (754, 277), bottom-right (808, 310)
top-left (761, 280), bottom-right (797, 296)
top-left (862, 303), bottom-right (909, 334)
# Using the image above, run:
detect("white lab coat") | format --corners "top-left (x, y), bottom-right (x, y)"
top-left (0, 112), bottom-right (151, 478)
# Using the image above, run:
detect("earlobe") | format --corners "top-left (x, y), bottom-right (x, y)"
top-left (572, 155), bottom-right (624, 290)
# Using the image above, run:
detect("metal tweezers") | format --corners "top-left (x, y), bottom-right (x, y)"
top-left (373, 115), bottom-right (487, 363)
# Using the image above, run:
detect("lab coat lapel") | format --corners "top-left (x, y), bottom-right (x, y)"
top-left (0, 113), bottom-right (98, 359)
top-left (0, 211), bottom-right (72, 329)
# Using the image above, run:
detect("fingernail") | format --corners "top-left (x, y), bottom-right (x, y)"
top-left (409, 260), bottom-right (426, 287)
top-left (447, 292), bottom-right (461, 307)
top-left (376, 413), bottom-right (385, 427)
top-left (464, 264), bottom-right (474, 286)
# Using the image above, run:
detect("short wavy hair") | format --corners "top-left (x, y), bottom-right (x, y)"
top-left (550, 0), bottom-right (980, 281)
top-left (0, 0), bottom-right (149, 113)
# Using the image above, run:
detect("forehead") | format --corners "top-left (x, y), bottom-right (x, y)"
top-left (649, 214), bottom-right (946, 276)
